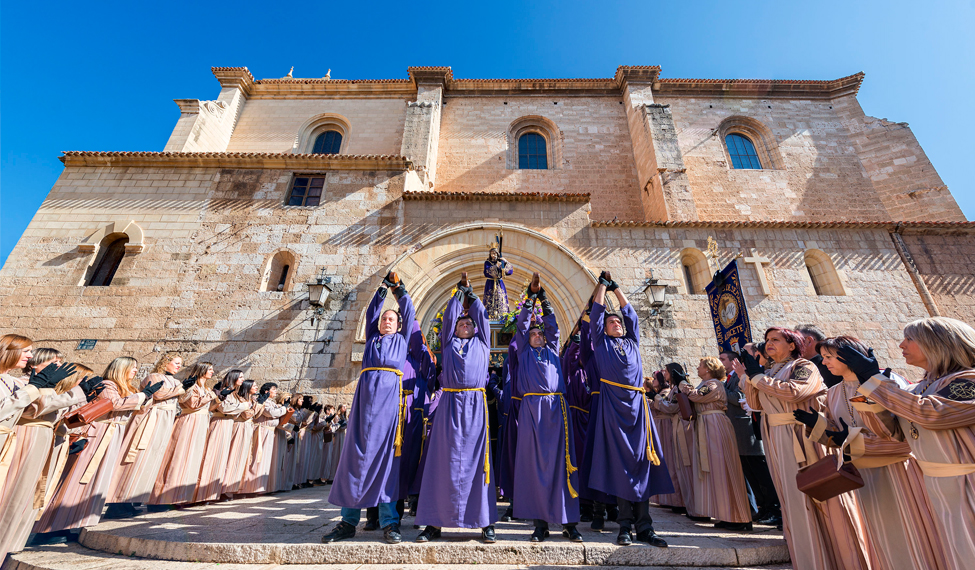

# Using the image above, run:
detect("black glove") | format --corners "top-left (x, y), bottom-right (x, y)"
top-left (570, 332), bottom-right (581, 344)
top-left (824, 417), bottom-right (851, 447)
top-left (391, 281), bottom-right (407, 300)
top-left (219, 388), bottom-right (233, 399)
top-left (836, 346), bottom-right (880, 384)
top-left (257, 393), bottom-right (269, 405)
top-left (741, 350), bottom-right (764, 378)
top-left (78, 375), bottom-right (105, 401)
top-left (646, 388), bottom-right (658, 400)
top-left (181, 376), bottom-right (199, 390)
top-left (28, 362), bottom-right (77, 390)
top-left (598, 271), bottom-right (612, 288)
top-left (606, 280), bottom-right (619, 292)
top-left (141, 381), bottom-right (164, 400)
top-left (540, 299), bottom-right (554, 316)
top-left (69, 439), bottom-right (89, 455)
top-left (792, 408), bottom-right (820, 429)
top-left (325, 413), bottom-right (336, 423)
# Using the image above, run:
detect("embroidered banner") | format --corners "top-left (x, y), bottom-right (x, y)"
top-left (705, 260), bottom-right (752, 353)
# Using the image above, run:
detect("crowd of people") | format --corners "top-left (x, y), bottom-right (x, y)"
top-left (2, 268), bottom-right (975, 570)
top-left (0, 340), bottom-right (350, 560)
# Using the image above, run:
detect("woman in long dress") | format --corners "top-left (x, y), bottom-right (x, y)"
top-left (648, 370), bottom-right (684, 510)
top-left (838, 318), bottom-right (975, 570)
top-left (653, 363), bottom-right (698, 516)
top-left (269, 390), bottom-right (292, 493)
top-left (239, 383), bottom-right (289, 495)
top-left (149, 361), bottom-right (216, 505)
top-left (32, 358), bottom-right (160, 534)
top-left (194, 369), bottom-right (249, 503)
top-left (678, 357), bottom-right (751, 530)
top-left (221, 379), bottom-right (260, 497)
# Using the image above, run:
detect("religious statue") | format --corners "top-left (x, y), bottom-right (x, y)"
top-left (483, 245), bottom-right (513, 319)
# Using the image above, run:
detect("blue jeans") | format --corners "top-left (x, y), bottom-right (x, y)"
top-left (341, 503), bottom-right (398, 528)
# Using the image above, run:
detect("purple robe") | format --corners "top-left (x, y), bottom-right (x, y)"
top-left (563, 338), bottom-right (591, 496)
top-left (587, 302), bottom-right (674, 502)
top-left (483, 260), bottom-right (513, 318)
top-left (513, 306), bottom-right (580, 524)
top-left (577, 314), bottom-right (615, 504)
top-left (415, 294), bottom-right (497, 528)
top-left (328, 288), bottom-right (415, 508)
top-left (408, 380), bottom-right (441, 496)
top-left (398, 322), bottom-right (433, 500)
top-left (498, 338), bottom-right (520, 499)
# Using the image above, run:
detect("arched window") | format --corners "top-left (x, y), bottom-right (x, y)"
top-left (680, 248), bottom-right (712, 295)
top-left (804, 250), bottom-right (845, 296)
top-left (725, 133), bottom-right (762, 169)
top-left (518, 133), bottom-right (548, 169)
top-left (312, 130), bottom-right (343, 155)
top-left (87, 235), bottom-right (129, 286)
top-left (260, 250), bottom-right (297, 292)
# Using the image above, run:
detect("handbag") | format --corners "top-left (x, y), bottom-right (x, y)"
top-left (796, 454), bottom-right (864, 502)
top-left (676, 392), bottom-right (695, 421)
top-left (277, 408), bottom-right (295, 427)
top-left (64, 398), bottom-right (114, 429)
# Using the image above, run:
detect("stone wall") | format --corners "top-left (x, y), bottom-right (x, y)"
top-left (899, 229), bottom-right (975, 324)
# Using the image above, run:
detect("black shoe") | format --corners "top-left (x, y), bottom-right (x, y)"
top-left (591, 516), bottom-right (605, 531)
top-left (714, 520), bottom-right (728, 529)
top-left (481, 526), bottom-right (496, 543)
top-left (413, 524), bottom-right (420, 529)
top-left (719, 522), bottom-right (753, 531)
top-left (670, 506), bottom-right (687, 514)
top-left (636, 529), bottom-right (668, 548)
top-left (563, 526), bottom-right (583, 542)
top-left (416, 526), bottom-right (441, 543)
top-left (103, 503), bottom-right (137, 519)
top-left (145, 504), bottom-right (172, 513)
top-left (321, 521), bottom-right (356, 543)
top-left (616, 528), bottom-right (632, 546)
top-left (606, 505), bottom-right (619, 522)
top-left (530, 527), bottom-right (549, 542)
top-left (500, 506), bottom-right (513, 522)
top-left (758, 513), bottom-right (783, 526)
top-left (363, 519), bottom-right (380, 531)
top-left (579, 504), bottom-right (594, 523)
top-left (686, 514), bottom-right (711, 522)
top-left (383, 524), bottom-right (402, 544)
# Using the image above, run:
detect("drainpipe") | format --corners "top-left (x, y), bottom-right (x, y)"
top-left (889, 224), bottom-right (941, 317)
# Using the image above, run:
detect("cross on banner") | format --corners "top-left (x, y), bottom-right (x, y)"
top-left (742, 248), bottom-right (771, 296)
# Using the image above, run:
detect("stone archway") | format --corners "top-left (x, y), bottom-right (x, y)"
top-left (356, 223), bottom-right (596, 343)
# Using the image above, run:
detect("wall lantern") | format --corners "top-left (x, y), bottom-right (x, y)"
top-left (307, 268), bottom-right (333, 309)
top-left (642, 272), bottom-right (668, 309)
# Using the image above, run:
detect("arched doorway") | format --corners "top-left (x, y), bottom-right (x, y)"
top-left (355, 223), bottom-right (596, 350)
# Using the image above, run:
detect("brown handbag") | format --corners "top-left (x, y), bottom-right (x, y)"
top-left (64, 398), bottom-right (114, 429)
top-left (796, 454), bottom-right (864, 502)
top-left (676, 392), bottom-right (695, 421)
top-left (277, 408), bottom-right (295, 427)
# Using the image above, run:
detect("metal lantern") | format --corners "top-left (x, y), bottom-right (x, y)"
top-left (307, 269), bottom-right (333, 307)
top-left (643, 276), bottom-right (667, 308)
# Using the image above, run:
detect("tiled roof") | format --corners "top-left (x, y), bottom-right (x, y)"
top-left (591, 219), bottom-right (974, 230)
top-left (403, 191), bottom-right (590, 202)
top-left (60, 151), bottom-right (413, 171)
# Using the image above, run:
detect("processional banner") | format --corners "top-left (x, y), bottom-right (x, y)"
top-left (705, 260), bottom-right (752, 353)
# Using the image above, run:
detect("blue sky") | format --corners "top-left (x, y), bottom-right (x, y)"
top-left (2, 0), bottom-right (973, 266)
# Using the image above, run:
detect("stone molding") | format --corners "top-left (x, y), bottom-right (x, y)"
top-left (402, 190), bottom-right (590, 202)
top-left (591, 220), bottom-right (975, 230)
top-left (79, 220), bottom-right (145, 254)
top-left (59, 151), bottom-right (413, 171)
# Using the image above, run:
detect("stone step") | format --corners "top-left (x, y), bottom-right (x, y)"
top-left (32, 486), bottom-right (790, 567)
top-left (4, 543), bottom-right (793, 570)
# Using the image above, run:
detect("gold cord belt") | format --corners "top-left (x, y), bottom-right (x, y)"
top-left (0, 426), bottom-right (16, 488)
top-left (523, 392), bottom-right (579, 498)
top-left (599, 378), bottom-right (661, 465)
top-left (569, 405), bottom-right (589, 414)
top-left (442, 387), bottom-right (491, 484)
top-left (358, 367), bottom-right (406, 456)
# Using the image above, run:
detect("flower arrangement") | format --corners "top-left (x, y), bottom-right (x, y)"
top-left (499, 289), bottom-right (543, 333)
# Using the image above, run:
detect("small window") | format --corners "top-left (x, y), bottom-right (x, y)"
top-left (725, 133), bottom-right (762, 170)
top-left (804, 250), bottom-right (845, 296)
top-left (87, 236), bottom-right (128, 286)
top-left (261, 251), bottom-right (296, 292)
top-left (518, 133), bottom-right (548, 169)
top-left (683, 264), bottom-right (697, 295)
top-left (680, 248), bottom-right (711, 295)
top-left (312, 131), bottom-right (342, 154)
top-left (287, 176), bottom-right (325, 207)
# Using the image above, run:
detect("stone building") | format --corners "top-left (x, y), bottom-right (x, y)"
top-left (1, 65), bottom-right (972, 396)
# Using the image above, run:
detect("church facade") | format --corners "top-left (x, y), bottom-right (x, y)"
top-left (1, 65), bottom-right (972, 396)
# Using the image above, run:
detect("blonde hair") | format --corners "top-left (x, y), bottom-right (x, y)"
top-left (152, 353), bottom-right (182, 375)
top-left (0, 334), bottom-right (32, 373)
top-left (275, 391), bottom-right (292, 405)
top-left (56, 363), bottom-right (94, 395)
top-left (26, 348), bottom-right (65, 373)
top-left (104, 357), bottom-right (138, 397)
top-left (701, 356), bottom-right (727, 380)
top-left (904, 317), bottom-right (975, 379)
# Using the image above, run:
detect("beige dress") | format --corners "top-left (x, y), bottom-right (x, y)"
top-left (239, 400), bottom-right (288, 494)
top-left (109, 373), bottom-right (184, 503)
top-left (743, 358), bottom-right (871, 570)
top-left (222, 398), bottom-right (258, 495)
top-left (653, 389), bottom-right (698, 514)
top-left (32, 383), bottom-right (146, 533)
top-left (0, 381), bottom-right (85, 556)
top-left (859, 369), bottom-right (975, 570)
top-left (0, 374), bottom-right (44, 499)
top-left (295, 410), bottom-right (317, 484)
top-left (194, 393), bottom-right (251, 502)
top-left (149, 384), bottom-right (215, 504)
top-left (679, 378), bottom-right (751, 524)
top-left (269, 414), bottom-right (293, 492)
top-left (649, 387), bottom-right (684, 508)
top-left (810, 377), bottom-right (949, 570)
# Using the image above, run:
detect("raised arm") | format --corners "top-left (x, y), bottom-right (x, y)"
top-left (470, 296), bottom-right (491, 347)
top-left (365, 285), bottom-right (387, 340)
top-left (748, 361), bottom-right (826, 403)
top-left (395, 291), bottom-right (417, 343)
top-left (859, 371), bottom-right (975, 430)
top-left (543, 308), bottom-right (560, 353)
top-left (514, 301), bottom-right (534, 346)
top-left (441, 292), bottom-right (464, 348)
top-left (621, 302), bottom-right (639, 344)
top-left (590, 301), bottom-right (607, 344)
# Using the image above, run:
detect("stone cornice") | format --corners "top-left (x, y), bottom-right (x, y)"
top-left (403, 191), bottom-right (590, 202)
top-left (59, 151), bottom-right (413, 171)
top-left (591, 219), bottom-right (975, 231)
top-left (210, 65), bottom-right (863, 100)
